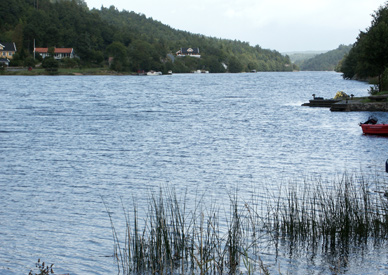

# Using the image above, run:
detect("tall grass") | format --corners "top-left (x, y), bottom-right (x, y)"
top-left (264, 174), bottom-right (388, 243)
top-left (106, 173), bottom-right (388, 274)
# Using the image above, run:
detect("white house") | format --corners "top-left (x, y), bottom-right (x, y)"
top-left (34, 47), bottom-right (75, 59)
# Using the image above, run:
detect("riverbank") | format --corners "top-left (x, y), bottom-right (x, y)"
top-left (331, 96), bottom-right (388, 111)
top-left (302, 95), bottom-right (388, 112)
top-left (1, 66), bottom-right (128, 76)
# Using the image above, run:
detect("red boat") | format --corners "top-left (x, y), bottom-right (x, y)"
top-left (359, 116), bottom-right (388, 135)
top-left (360, 123), bottom-right (388, 135)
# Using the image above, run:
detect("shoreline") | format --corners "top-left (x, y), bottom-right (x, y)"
top-left (302, 96), bottom-right (388, 112)
top-left (331, 98), bottom-right (388, 112)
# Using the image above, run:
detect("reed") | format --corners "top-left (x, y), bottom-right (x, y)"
top-left (264, 174), bottom-right (388, 244)
top-left (107, 173), bottom-right (388, 274)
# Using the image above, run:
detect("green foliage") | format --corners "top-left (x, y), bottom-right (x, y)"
top-left (60, 57), bottom-right (79, 68)
top-left (106, 41), bottom-right (128, 71)
top-left (127, 39), bottom-right (162, 72)
top-left (107, 173), bottom-right (388, 275)
top-left (368, 85), bottom-right (379, 95)
top-left (228, 56), bottom-right (243, 73)
top-left (341, 3), bottom-right (388, 91)
top-left (9, 50), bottom-right (28, 66)
top-left (24, 56), bottom-right (36, 67)
top-left (380, 67), bottom-right (388, 91)
top-left (0, 0), bottom-right (292, 73)
top-left (28, 259), bottom-right (55, 275)
top-left (0, 63), bottom-right (5, 74)
top-left (288, 51), bottom-right (322, 64)
top-left (299, 45), bottom-right (352, 71)
top-left (42, 57), bottom-right (59, 74)
top-left (201, 56), bottom-right (226, 73)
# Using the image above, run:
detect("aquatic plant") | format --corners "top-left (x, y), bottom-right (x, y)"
top-left (28, 259), bottom-right (55, 275)
top-left (106, 173), bottom-right (388, 274)
top-left (263, 174), bottom-right (388, 243)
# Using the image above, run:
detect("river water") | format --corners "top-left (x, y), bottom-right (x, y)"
top-left (1, 72), bottom-right (388, 274)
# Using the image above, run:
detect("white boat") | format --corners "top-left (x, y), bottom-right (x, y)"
top-left (193, 70), bottom-right (209, 74)
top-left (147, 71), bottom-right (162, 76)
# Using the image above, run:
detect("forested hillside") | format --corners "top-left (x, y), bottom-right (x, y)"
top-left (0, 0), bottom-right (293, 73)
top-left (287, 51), bottom-right (324, 64)
top-left (298, 45), bottom-right (351, 71)
top-left (341, 3), bottom-right (388, 91)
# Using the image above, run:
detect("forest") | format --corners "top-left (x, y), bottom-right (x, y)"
top-left (0, 0), bottom-right (295, 73)
top-left (341, 2), bottom-right (388, 91)
top-left (297, 45), bottom-right (352, 71)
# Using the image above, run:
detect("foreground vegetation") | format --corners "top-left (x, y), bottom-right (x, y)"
top-left (105, 173), bottom-right (388, 274)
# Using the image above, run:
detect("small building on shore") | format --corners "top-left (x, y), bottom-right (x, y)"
top-left (0, 42), bottom-right (17, 65)
top-left (34, 47), bottom-right (75, 59)
top-left (176, 48), bottom-right (201, 58)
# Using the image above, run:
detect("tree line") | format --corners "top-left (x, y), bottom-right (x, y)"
top-left (0, 0), bottom-right (294, 73)
top-left (341, 2), bottom-right (388, 91)
top-left (297, 45), bottom-right (352, 71)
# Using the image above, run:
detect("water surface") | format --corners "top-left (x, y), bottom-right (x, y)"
top-left (1, 72), bottom-right (387, 274)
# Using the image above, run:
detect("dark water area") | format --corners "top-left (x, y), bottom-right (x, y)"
top-left (1, 72), bottom-right (387, 274)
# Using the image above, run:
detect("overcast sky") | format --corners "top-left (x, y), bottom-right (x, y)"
top-left (85, 0), bottom-right (384, 53)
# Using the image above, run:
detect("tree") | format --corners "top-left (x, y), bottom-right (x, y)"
top-left (0, 0), bottom-right (296, 73)
top-left (106, 41), bottom-right (128, 71)
top-left (0, 63), bottom-right (6, 74)
top-left (12, 22), bottom-right (24, 52)
top-left (203, 56), bottom-right (226, 73)
top-left (359, 20), bottom-right (388, 90)
top-left (341, 3), bottom-right (388, 91)
top-left (128, 40), bottom-right (162, 71)
top-left (42, 56), bottom-right (59, 74)
top-left (228, 56), bottom-right (243, 73)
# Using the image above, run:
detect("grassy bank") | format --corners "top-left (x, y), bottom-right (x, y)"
top-left (0, 67), bottom-right (127, 76)
top-left (105, 173), bottom-right (388, 274)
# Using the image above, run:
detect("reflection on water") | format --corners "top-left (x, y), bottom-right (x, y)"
top-left (0, 72), bottom-right (388, 274)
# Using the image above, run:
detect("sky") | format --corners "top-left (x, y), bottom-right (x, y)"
top-left (84, 0), bottom-right (385, 53)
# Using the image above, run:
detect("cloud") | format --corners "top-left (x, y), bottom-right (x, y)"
top-left (85, 0), bottom-right (384, 51)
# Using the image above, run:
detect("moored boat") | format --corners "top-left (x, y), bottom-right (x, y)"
top-left (359, 116), bottom-right (388, 135)
top-left (360, 124), bottom-right (388, 135)
top-left (301, 94), bottom-right (340, 107)
top-left (147, 70), bottom-right (162, 76)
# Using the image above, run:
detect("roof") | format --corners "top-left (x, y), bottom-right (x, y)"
top-left (178, 48), bottom-right (200, 54)
top-left (55, 48), bottom-right (73, 54)
top-left (0, 42), bottom-right (17, 52)
top-left (34, 48), bottom-right (49, 53)
top-left (34, 48), bottom-right (73, 54)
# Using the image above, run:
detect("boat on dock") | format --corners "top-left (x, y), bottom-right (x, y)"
top-left (302, 94), bottom-right (340, 107)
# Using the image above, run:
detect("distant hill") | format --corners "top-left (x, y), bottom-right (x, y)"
top-left (284, 51), bottom-right (326, 64)
top-left (297, 45), bottom-right (352, 71)
top-left (0, 0), bottom-right (293, 73)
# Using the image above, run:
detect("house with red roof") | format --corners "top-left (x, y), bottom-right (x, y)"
top-left (34, 47), bottom-right (75, 59)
